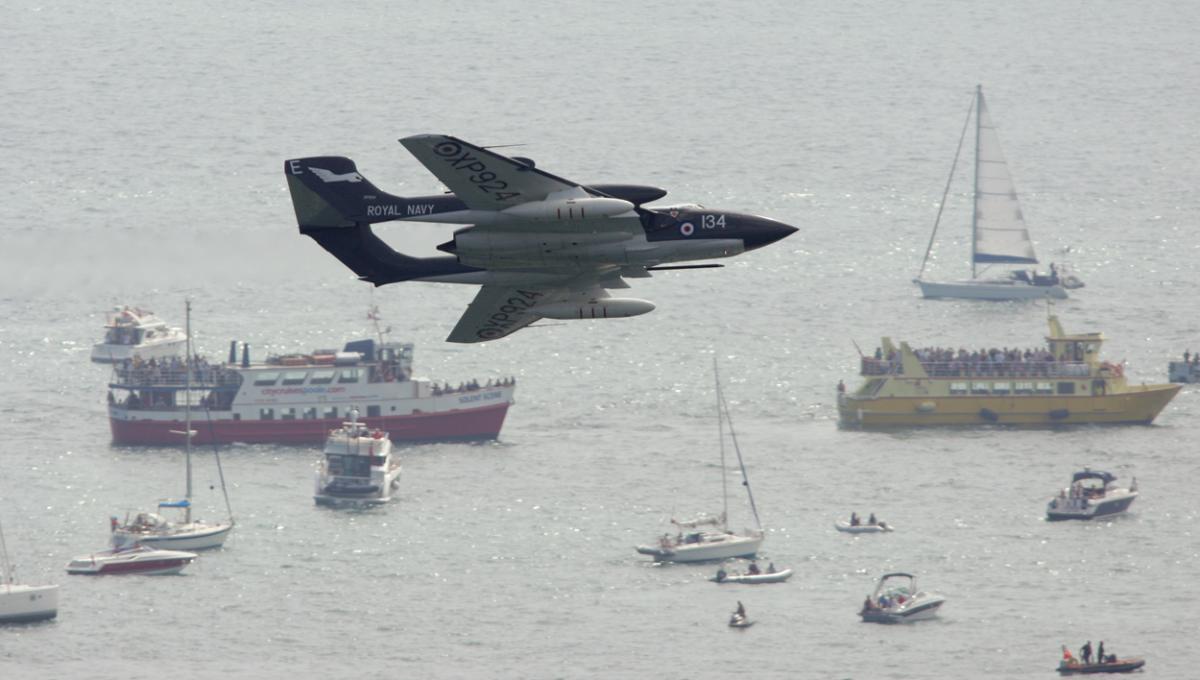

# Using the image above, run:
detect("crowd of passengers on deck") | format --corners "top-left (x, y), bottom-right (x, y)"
top-left (431, 377), bottom-right (515, 396)
top-left (114, 355), bottom-right (237, 386)
top-left (861, 346), bottom-right (1094, 378)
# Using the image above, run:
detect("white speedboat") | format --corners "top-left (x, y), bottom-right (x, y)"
top-left (0, 519), bottom-right (58, 623)
top-left (66, 544), bottom-right (196, 575)
top-left (91, 306), bottom-right (187, 363)
top-left (913, 85), bottom-right (1082, 301)
top-left (636, 361), bottom-right (765, 563)
top-left (112, 302), bottom-right (234, 550)
top-left (314, 409), bottom-right (402, 507)
top-left (1046, 469), bottom-right (1137, 521)
top-left (859, 572), bottom-right (945, 623)
top-left (711, 567), bottom-right (792, 584)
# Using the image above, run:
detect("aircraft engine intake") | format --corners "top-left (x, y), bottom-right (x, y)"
top-left (535, 298), bottom-right (655, 320)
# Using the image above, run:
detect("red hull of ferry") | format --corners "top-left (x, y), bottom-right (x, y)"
top-left (110, 402), bottom-right (511, 446)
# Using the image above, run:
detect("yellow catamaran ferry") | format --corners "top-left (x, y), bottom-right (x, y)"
top-left (838, 316), bottom-right (1181, 428)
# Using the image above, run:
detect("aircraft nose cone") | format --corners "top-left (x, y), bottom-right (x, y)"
top-left (743, 216), bottom-right (798, 250)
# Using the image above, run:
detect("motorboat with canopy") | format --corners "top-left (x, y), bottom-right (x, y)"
top-left (914, 85), bottom-right (1083, 300)
top-left (91, 306), bottom-right (187, 363)
top-left (1046, 469), bottom-right (1137, 521)
top-left (636, 360), bottom-right (764, 563)
top-left (314, 408), bottom-right (402, 506)
top-left (859, 572), bottom-right (945, 623)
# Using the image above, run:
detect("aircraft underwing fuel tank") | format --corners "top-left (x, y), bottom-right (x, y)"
top-left (534, 298), bottom-right (655, 320)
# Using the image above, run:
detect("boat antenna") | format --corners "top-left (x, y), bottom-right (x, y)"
top-left (714, 358), bottom-right (729, 530)
top-left (916, 89), bottom-right (976, 281)
top-left (0, 517), bottom-right (11, 588)
top-left (851, 339), bottom-right (865, 359)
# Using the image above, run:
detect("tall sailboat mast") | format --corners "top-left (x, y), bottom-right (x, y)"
top-left (0, 518), bottom-right (11, 589)
top-left (184, 299), bottom-right (193, 524)
top-left (970, 84), bottom-right (982, 280)
top-left (714, 358), bottom-right (729, 531)
top-left (916, 90), bottom-right (975, 281)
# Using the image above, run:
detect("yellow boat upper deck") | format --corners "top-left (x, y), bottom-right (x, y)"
top-left (838, 316), bottom-right (1180, 427)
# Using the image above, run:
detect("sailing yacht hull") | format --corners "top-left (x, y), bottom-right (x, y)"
top-left (0, 584), bottom-right (58, 623)
top-left (126, 522), bottom-right (233, 551)
top-left (916, 279), bottom-right (1067, 300)
top-left (637, 534), bottom-right (763, 563)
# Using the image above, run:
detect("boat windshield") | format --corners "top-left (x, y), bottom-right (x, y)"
top-left (326, 454), bottom-right (371, 478)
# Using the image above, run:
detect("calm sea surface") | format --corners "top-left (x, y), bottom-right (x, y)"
top-left (3, 1), bottom-right (1200, 678)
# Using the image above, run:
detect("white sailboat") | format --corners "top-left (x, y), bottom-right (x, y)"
top-left (636, 361), bottom-right (764, 563)
top-left (914, 85), bottom-right (1083, 300)
top-left (0, 517), bottom-right (58, 623)
top-left (112, 301), bottom-right (234, 551)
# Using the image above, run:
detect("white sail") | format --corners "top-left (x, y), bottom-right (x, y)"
top-left (973, 91), bottom-right (1038, 265)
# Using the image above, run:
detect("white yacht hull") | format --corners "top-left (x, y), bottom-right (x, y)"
top-left (1046, 489), bottom-right (1136, 521)
top-left (916, 279), bottom-right (1067, 300)
top-left (91, 338), bottom-right (187, 363)
top-left (0, 584), bottom-right (59, 623)
top-left (636, 534), bottom-right (763, 563)
top-left (861, 596), bottom-right (945, 623)
top-left (123, 522), bottom-right (233, 550)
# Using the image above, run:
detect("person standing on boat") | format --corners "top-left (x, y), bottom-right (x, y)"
top-left (1081, 641), bottom-right (1092, 665)
top-left (736, 601), bottom-right (745, 618)
top-left (1097, 642), bottom-right (1104, 664)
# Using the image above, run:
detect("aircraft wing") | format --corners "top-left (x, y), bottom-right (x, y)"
top-left (446, 280), bottom-right (612, 343)
top-left (400, 134), bottom-right (583, 211)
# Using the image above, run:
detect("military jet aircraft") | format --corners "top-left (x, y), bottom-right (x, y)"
top-left (285, 135), bottom-right (796, 343)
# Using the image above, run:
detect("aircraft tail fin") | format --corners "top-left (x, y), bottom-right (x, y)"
top-left (284, 156), bottom-right (407, 229)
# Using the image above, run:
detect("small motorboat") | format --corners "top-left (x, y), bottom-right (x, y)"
top-left (91, 306), bottom-right (187, 363)
top-left (1057, 657), bottom-right (1146, 675)
top-left (711, 567), bottom-right (792, 584)
top-left (314, 410), bottom-right (402, 507)
top-left (859, 572), bottom-right (945, 623)
top-left (835, 520), bottom-right (893, 534)
top-left (66, 544), bottom-right (196, 575)
top-left (1046, 469), bottom-right (1137, 521)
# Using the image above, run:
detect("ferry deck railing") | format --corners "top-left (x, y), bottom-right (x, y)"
top-left (860, 358), bottom-right (1093, 379)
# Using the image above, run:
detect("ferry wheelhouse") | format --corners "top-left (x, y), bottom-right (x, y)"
top-left (91, 306), bottom-right (187, 364)
top-left (838, 316), bottom-right (1180, 428)
top-left (108, 339), bottom-right (515, 445)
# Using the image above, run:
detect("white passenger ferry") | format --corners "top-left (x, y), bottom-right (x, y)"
top-left (107, 338), bottom-right (515, 445)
